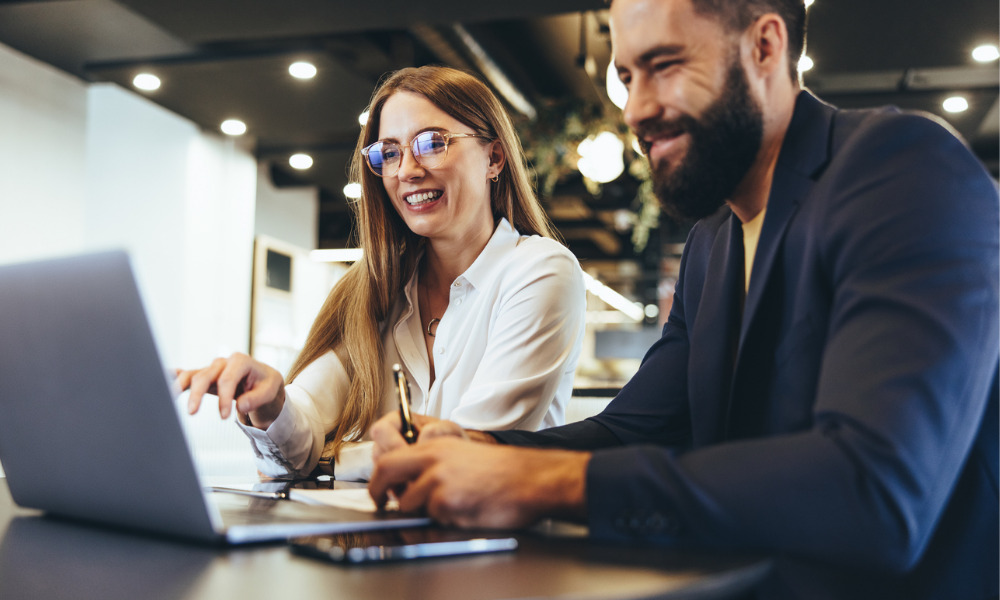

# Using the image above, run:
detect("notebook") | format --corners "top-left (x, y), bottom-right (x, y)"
top-left (0, 250), bottom-right (429, 544)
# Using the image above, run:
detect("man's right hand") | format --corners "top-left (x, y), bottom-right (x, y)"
top-left (368, 434), bottom-right (590, 529)
top-left (368, 411), bottom-right (589, 530)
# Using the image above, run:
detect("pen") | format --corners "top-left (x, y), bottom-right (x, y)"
top-left (209, 486), bottom-right (289, 500)
top-left (393, 363), bottom-right (417, 444)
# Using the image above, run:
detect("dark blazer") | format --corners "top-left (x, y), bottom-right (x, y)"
top-left (495, 92), bottom-right (1000, 599)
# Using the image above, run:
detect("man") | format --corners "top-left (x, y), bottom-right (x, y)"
top-left (368, 0), bottom-right (1000, 597)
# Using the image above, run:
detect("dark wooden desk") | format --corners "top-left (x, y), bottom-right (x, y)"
top-left (0, 478), bottom-right (769, 600)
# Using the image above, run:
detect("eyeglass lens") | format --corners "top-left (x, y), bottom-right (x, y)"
top-left (365, 131), bottom-right (449, 177)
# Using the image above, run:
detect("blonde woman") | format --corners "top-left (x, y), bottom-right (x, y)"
top-left (179, 66), bottom-right (586, 481)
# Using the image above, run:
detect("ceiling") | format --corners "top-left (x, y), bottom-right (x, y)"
top-left (1, 0), bottom-right (997, 307)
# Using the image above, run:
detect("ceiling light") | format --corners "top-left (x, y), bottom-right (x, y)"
top-left (289, 153), bottom-right (313, 170)
top-left (358, 110), bottom-right (370, 126)
top-left (289, 61), bottom-right (317, 79)
top-left (798, 55), bottom-right (814, 72)
top-left (343, 182), bottom-right (362, 199)
top-left (132, 73), bottom-right (161, 91)
top-left (804, 0), bottom-right (815, 7)
top-left (310, 248), bottom-right (364, 262)
top-left (942, 96), bottom-right (969, 113)
top-left (606, 61), bottom-right (628, 110)
top-left (577, 131), bottom-right (625, 183)
top-left (972, 44), bottom-right (999, 63)
top-left (220, 119), bottom-right (247, 136)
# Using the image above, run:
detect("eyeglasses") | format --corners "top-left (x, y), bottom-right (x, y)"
top-left (362, 130), bottom-right (490, 178)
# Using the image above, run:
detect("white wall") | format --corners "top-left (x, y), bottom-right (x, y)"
top-left (0, 43), bottom-right (88, 261)
top-left (255, 166), bottom-right (319, 250)
top-left (0, 43), bottom-right (262, 480)
top-left (84, 83), bottom-right (257, 369)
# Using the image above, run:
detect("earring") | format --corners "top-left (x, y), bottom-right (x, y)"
top-left (491, 174), bottom-right (499, 182)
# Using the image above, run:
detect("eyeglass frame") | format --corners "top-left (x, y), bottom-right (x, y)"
top-left (361, 130), bottom-right (492, 178)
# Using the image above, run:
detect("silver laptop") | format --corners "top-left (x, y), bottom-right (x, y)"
top-left (0, 250), bottom-right (429, 544)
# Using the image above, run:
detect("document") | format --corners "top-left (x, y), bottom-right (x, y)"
top-left (289, 488), bottom-right (399, 513)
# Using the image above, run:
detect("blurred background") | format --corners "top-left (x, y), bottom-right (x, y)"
top-left (0, 0), bottom-right (996, 479)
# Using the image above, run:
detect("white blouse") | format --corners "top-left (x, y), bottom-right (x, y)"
top-left (238, 219), bottom-right (586, 480)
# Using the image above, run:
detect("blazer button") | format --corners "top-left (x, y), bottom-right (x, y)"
top-left (614, 510), bottom-right (634, 532)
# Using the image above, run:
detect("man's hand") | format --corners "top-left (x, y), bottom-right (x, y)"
top-left (368, 436), bottom-right (591, 529)
top-left (174, 352), bottom-right (285, 429)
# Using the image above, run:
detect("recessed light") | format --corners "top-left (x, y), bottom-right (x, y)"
top-left (289, 61), bottom-right (317, 79)
top-left (289, 153), bottom-right (313, 170)
top-left (343, 182), bottom-right (362, 199)
top-left (972, 44), bottom-right (999, 63)
top-left (220, 119), bottom-right (247, 136)
top-left (132, 73), bottom-right (161, 91)
top-left (804, 0), bottom-right (815, 7)
top-left (942, 96), bottom-right (969, 113)
top-left (798, 55), bottom-right (814, 72)
top-left (358, 110), bottom-right (370, 126)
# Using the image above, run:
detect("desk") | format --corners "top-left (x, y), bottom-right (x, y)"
top-left (0, 479), bottom-right (769, 600)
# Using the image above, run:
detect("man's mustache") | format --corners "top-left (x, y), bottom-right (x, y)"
top-left (632, 116), bottom-right (696, 156)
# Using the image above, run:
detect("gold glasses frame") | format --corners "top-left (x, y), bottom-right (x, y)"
top-left (361, 130), bottom-right (490, 178)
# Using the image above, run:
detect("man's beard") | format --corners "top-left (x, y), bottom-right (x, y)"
top-left (639, 58), bottom-right (764, 221)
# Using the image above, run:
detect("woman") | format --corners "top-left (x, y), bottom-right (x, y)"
top-left (179, 66), bottom-right (586, 481)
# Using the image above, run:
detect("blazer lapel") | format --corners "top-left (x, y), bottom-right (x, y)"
top-left (727, 91), bottom-right (834, 438)
top-left (688, 214), bottom-right (746, 446)
top-left (738, 91), bottom-right (834, 350)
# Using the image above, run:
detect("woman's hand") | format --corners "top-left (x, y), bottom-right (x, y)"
top-left (174, 352), bottom-right (285, 429)
top-left (370, 412), bottom-right (501, 461)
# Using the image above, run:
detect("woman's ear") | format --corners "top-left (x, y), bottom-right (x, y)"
top-left (487, 140), bottom-right (506, 179)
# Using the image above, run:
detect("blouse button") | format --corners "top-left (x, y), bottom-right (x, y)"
top-left (437, 346), bottom-right (445, 355)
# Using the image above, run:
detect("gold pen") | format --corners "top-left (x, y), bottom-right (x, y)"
top-left (393, 363), bottom-right (417, 444)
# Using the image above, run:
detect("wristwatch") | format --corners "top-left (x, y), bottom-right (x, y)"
top-left (314, 440), bottom-right (337, 478)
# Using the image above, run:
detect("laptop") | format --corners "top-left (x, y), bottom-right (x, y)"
top-left (0, 250), bottom-right (430, 544)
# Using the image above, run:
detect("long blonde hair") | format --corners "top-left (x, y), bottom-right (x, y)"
top-left (286, 66), bottom-right (556, 456)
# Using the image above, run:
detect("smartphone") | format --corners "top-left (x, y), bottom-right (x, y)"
top-left (290, 529), bottom-right (518, 564)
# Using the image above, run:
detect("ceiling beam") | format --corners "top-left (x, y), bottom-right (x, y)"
top-left (807, 65), bottom-right (999, 95)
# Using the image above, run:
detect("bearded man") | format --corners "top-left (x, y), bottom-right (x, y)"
top-left (368, 1), bottom-right (1000, 598)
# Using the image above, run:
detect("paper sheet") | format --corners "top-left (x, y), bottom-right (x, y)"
top-left (289, 488), bottom-right (399, 512)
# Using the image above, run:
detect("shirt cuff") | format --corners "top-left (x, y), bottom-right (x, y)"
top-left (234, 398), bottom-right (309, 477)
top-left (333, 441), bottom-right (376, 482)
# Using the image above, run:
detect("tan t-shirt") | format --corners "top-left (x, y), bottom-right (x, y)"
top-left (742, 208), bottom-right (767, 293)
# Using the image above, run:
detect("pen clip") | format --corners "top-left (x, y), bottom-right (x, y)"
top-left (393, 363), bottom-right (417, 444)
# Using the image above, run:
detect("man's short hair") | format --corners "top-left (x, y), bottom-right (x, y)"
top-left (611, 0), bottom-right (808, 81)
top-left (692, 0), bottom-right (806, 81)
